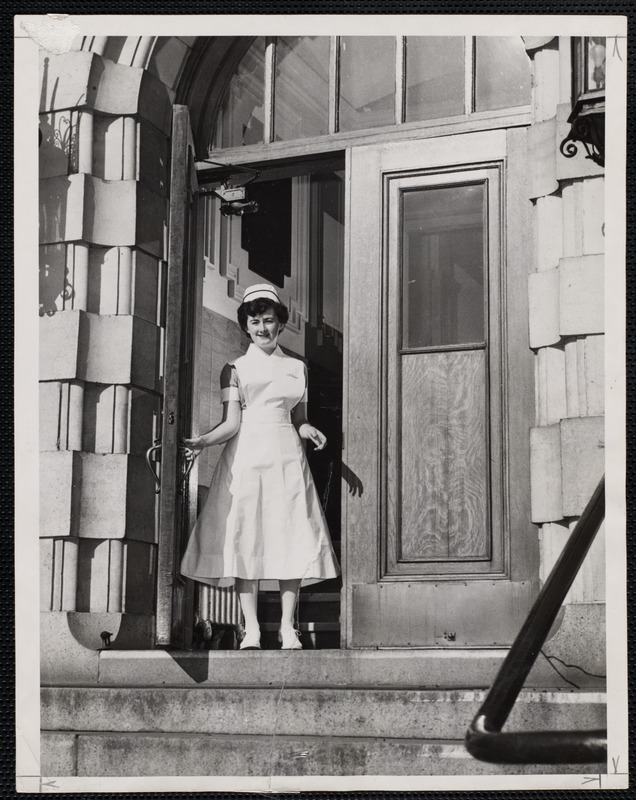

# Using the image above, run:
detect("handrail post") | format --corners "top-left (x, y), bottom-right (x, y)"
top-left (465, 476), bottom-right (606, 764)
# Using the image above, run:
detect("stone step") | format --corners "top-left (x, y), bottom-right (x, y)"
top-left (42, 686), bottom-right (605, 741)
top-left (92, 648), bottom-right (605, 689)
top-left (42, 731), bottom-right (606, 778)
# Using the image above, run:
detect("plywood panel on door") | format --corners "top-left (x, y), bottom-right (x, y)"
top-left (399, 349), bottom-right (489, 562)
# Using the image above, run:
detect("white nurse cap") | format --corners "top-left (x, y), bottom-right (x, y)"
top-left (241, 283), bottom-right (281, 305)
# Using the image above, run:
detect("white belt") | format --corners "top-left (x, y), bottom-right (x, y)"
top-left (241, 408), bottom-right (292, 424)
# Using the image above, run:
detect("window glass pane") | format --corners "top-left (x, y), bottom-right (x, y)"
top-left (274, 37), bottom-right (330, 141)
top-left (216, 39), bottom-right (266, 148)
top-left (585, 37), bottom-right (606, 92)
top-left (475, 37), bottom-right (531, 112)
top-left (405, 37), bottom-right (465, 122)
top-left (402, 184), bottom-right (485, 349)
top-left (338, 37), bottom-right (395, 132)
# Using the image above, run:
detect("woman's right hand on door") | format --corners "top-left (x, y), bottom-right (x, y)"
top-left (183, 435), bottom-right (206, 450)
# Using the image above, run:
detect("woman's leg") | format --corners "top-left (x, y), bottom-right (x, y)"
top-left (236, 578), bottom-right (259, 633)
top-left (279, 579), bottom-right (301, 630)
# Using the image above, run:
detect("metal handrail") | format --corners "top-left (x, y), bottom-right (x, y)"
top-left (465, 476), bottom-right (606, 764)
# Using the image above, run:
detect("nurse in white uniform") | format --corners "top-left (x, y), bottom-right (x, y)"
top-left (180, 284), bottom-right (340, 650)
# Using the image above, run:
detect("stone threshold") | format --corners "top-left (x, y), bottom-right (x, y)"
top-left (73, 647), bottom-right (607, 689)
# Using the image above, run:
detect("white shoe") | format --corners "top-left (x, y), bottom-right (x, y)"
top-left (239, 629), bottom-right (261, 650)
top-left (279, 627), bottom-right (302, 650)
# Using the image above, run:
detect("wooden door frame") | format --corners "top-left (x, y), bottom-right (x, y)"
top-left (155, 105), bottom-right (202, 649)
top-left (383, 165), bottom-right (504, 579)
top-left (342, 128), bottom-right (536, 648)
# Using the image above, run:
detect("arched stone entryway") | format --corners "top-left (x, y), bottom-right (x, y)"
top-left (39, 33), bottom-right (605, 681)
top-left (35, 29), bottom-right (613, 780)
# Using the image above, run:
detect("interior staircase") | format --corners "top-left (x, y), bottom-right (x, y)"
top-left (259, 583), bottom-right (342, 649)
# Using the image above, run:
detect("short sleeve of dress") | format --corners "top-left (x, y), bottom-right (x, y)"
top-left (220, 363), bottom-right (241, 403)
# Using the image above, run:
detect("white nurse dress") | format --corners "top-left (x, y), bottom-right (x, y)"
top-left (180, 343), bottom-right (340, 588)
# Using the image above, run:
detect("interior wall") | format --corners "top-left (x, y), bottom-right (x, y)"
top-left (199, 190), bottom-right (307, 358)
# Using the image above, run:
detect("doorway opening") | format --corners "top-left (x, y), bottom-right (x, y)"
top-left (195, 154), bottom-right (346, 649)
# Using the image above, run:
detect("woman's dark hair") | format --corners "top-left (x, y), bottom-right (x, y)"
top-left (237, 298), bottom-right (289, 333)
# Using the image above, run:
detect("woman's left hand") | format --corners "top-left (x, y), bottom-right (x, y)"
top-left (299, 424), bottom-right (327, 451)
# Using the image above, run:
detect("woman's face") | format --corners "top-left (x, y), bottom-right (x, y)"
top-left (246, 306), bottom-right (284, 352)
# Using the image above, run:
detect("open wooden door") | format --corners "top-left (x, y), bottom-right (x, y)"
top-left (155, 105), bottom-right (202, 648)
top-left (344, 128), bottom-right (537, 648)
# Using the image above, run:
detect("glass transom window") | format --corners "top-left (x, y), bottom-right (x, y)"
top-left (212, 36), bottom-right (530, 149)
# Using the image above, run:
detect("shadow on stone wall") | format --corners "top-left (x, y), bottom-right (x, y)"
top-left (39, 56), bottom-right (72, 317)
top-left (39, 243), bottom-right (73, 317)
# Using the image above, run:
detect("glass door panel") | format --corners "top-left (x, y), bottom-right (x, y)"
top-left (401, 183), bottom-right (486, 349)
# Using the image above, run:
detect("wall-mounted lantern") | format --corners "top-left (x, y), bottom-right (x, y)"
top-left (559, 37), bottom-right (605, 167)
top-left (197, 160), bottom-right (261, 216)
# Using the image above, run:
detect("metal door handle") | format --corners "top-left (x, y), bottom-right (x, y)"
top-left (145, 439), bottom-right (162, 493)
top-left (179, 446), bottom-right (199, 491)
top-left (145, 441), bottom-right (198, 495)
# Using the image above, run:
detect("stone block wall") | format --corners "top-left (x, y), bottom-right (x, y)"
top-left (525, 38), bottom-right (605, 679)
top-left (38, 37), bottom-right (196, 665)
